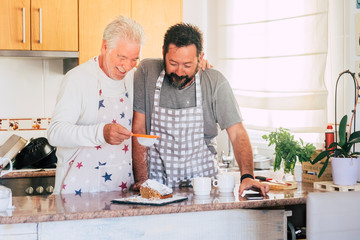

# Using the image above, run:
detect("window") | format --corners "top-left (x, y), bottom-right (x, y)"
top-left (216, 0), bottom-right (329, 137)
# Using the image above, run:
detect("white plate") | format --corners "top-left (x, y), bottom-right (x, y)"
top-left (111, 195), bottom-right (188, 206)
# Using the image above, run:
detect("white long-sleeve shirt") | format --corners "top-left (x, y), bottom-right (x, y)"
top-left (47, 57), bottom-right (134, 194)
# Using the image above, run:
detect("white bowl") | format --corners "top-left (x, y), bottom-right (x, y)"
top-left (137, 137), bottom-right (158, 147)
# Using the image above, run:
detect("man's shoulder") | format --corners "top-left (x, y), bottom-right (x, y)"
top-left (139, 58), bottom-right (162, 68)
top-left (67, 58), bottom-right (96, 75)
top-left (140, 58), bottom-right (162, 64)
top-left (62, 58), bottom-right (97, 85)
top-left (200, 68), bottom-right (229, 87)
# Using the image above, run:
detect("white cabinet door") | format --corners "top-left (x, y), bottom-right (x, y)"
top-left (0, 223), bottom-right (37, 240)
top-left (38, 209), bottom-right (286, 240)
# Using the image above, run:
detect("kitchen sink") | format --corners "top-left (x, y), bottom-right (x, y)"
top-left (219, 167), bottom-right (240, 173)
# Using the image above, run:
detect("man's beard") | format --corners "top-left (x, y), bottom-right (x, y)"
top-left (164, 63), bottom-right (199, 90)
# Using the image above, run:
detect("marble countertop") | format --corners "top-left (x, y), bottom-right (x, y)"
top-left (1, 169), bottom-right (56, 179)
top-left (0, 182), bottom-right (323, 225)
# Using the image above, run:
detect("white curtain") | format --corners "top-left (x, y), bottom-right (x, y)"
top-left (216, 0), bottom-right (328, 133)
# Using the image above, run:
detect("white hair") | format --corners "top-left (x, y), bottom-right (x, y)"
top-left (103, 16), bottom-right (145, 50)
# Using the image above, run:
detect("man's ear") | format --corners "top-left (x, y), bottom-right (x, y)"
top-left (162, 46), bottom-right (164, 57)
top-left (101, 39), bottom-right (107, 54)
top-left (199, 52), bottom-right (204, 61)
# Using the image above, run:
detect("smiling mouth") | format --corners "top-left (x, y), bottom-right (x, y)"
top-left (116, 66), bottom-right (126, 74)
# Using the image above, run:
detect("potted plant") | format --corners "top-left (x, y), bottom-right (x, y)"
top-left (262, 128), bottom-right (316, 175)
top-left (312, 115), bottom-right (360, 185)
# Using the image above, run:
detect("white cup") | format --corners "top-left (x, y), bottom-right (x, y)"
top-left (213, 174), bottom-right (235, 193)
top-left (0, 158), bottom-right (13, 177)
top-left (192, 177), bottom-right (212, 195)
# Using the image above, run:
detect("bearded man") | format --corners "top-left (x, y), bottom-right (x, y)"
top-left (132, 23), bottom-right (269, 197)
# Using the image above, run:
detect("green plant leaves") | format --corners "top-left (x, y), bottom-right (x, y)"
top-left (318, 157), bottom-right (329, 178)
top-left (311, 150), bottom-right (331, 164)
top-left (311, 114), bottom-right (360, 178)
top-left (350, 152), bottom-right (360, 157)
top-left (338, 115), bottom-right (347, 147)
top-left (348, 136), bottom-right (360, 145)
top-left (349, 131), bottom-right (360, 143)
top-left (263, 127), bottom-right (316, 174)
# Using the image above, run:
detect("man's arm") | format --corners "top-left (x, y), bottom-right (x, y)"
top-left (132, 111), bottom-right (149, 190)
top-left (226, 122), bottom-right (269, 196)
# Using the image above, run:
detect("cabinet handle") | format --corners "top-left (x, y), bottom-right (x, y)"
top-left (22, 8), bottom-right (25, 43)
top-left (39, 8), bottom-right (42, 44)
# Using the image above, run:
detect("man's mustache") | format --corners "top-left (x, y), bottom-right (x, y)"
top-left (168, 73), bottom-right (188, 81)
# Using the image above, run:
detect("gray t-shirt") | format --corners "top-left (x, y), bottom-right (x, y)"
top-left (133, 58), bottom-right (243, 154)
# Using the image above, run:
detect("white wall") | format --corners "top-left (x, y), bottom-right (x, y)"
top-left (183, 0), bottom-right (360, 162)
top-left (183, 0), bottom-right (218, 66)
top-left (349, 0), bottom-right (360, 143)
top-left (0, 1), bottom-right (358, 148)
top-left (0, 58), bottom-right (63, 144)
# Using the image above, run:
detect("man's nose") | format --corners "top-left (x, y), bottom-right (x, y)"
top-left (175, 65), bottom-right (185, 76)
top-left (122, 59), bottom-right (135, 71)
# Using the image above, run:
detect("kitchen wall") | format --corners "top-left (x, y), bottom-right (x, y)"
top-left (0, 58), bottom-right (63, 144)
top-left (349, 0), bottom-right (360, 137)
top-left (184, 0), bottom-right (360, 155)
top-left (0, 0), bottom-right (359, 151)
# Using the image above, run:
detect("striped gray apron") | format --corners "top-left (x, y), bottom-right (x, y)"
top-left (148, 70), bottom-right (217, 187)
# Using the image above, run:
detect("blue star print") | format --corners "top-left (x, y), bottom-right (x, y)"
top-left (102, 172), bottom-right (112, 182)
top-left (120, 112), bottom-right (125, 118)
top-left (75, 189), bottom-right (82, 196)
top-left (125, 92), bottom-right (128, 98)
top-left (95, 161), bottom-right (106, 169)
top-left (129, 119), bottom-right (132, 126)
top-left (98, 99), bottom-right (105, 109)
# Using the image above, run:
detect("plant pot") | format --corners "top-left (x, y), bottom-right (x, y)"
top-left (272, 161), bottom-right (296, 182)
top-left (331, 157), bottom-right (360, 185)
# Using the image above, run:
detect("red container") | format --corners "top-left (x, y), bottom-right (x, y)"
top-left (325, 124), bottom-right (335, 151)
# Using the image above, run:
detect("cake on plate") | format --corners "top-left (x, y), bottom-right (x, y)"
top-left (140, 179), bottom-right (173, 199)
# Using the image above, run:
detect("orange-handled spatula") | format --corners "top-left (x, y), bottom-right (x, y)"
top-left (132, 134), bottom-right (160, 146)
top-left (132, 134), bottom-right (160, 139)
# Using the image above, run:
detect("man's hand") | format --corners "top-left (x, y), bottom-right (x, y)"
top-left (103, 123), bottom-right (132, 145)
top-left (131, 179), bottom-right (148, 191)
top-left (132, 111), bottom-right (149, 190)
top-left (238, 178), bottom-right (270, 197)
top-left (199, 58), bottom-right (213, 71)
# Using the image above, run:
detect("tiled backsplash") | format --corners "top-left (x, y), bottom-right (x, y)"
top-left (0, 58), bottom-right (64, 144)
top-left (0, 118), bottom-right (50, 131)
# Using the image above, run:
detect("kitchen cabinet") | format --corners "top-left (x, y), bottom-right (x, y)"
top-left (1, 183), bottom-right (319, 239)
top-left (40, 209), bottom-right (287, 239)
top-left (1, 210), bottom-right (287, 239)
top-left (78, 0), bottom-right (131, 64)
top-left (132, 0), bottom-right (182, 59)
top-left (1, 0), bottom-right (181, 63)
top-left (0, 0), bottom-right (78, 51)
top-left (0, 0), bottom-right (30, 50)
top-left (0, 223), bottom-right (37, 240)
top-left (78, 0), bottom-right (182, 64)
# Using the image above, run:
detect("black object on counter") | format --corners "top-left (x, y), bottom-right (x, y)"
top-left (14, 137), bottom-right (57, 169)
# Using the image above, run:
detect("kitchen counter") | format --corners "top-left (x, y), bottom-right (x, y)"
top-left (0, 182), bottom-right (320, 225)
top-left (1, 169), bottom-right (56, 179)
